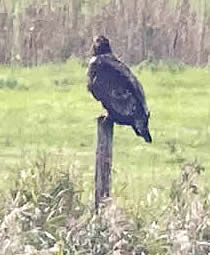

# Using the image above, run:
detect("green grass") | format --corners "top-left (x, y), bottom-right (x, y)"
top-left (0, 59), bottom-right (209, 206)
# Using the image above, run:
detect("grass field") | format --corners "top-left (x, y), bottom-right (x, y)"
top-left (0, 59), bottom-right (209, 207)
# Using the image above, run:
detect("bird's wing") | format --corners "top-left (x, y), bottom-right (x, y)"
top-left (93, 54), bottom-right (150, 116)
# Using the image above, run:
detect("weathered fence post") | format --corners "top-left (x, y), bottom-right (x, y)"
top-left (95, 116), bottom-right (114, 211)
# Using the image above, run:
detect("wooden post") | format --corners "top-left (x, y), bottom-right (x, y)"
top-left (95, 116), bottom-right (114, 211)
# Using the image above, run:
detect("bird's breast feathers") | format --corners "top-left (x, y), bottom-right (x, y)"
top-left (89, 56), bottom-right (97, 65)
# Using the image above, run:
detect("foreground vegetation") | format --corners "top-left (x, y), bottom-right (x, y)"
top-left (0, 153), bottom-right (209, 254)
top-left (0, 59), bottom-right (209, 254)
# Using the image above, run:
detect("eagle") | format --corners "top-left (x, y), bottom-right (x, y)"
top-left (87, 35), bottom-right (152, 143)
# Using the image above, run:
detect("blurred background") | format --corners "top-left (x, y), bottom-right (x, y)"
top-left (0, 0), bottom-right (209, 66)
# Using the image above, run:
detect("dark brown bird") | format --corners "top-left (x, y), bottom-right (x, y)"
top-left (87, 35), bottom-right (152, 143)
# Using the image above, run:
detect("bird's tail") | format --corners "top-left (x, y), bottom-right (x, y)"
top-left (133, 121), bottom-right (152, 143)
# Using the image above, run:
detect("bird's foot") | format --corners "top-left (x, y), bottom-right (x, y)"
top-left (98, 113), bottom-right (113, 125)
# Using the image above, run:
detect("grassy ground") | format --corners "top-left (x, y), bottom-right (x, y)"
top-left (0, 59), bottom-right (209, 207)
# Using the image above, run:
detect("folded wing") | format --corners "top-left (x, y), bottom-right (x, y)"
top-left (87, 54), bottom-right (149, 123)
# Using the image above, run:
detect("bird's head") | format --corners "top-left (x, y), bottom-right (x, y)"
top-left (91, 35), bottom-right (112, 56)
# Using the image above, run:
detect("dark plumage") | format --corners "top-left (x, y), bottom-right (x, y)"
top-left (87, 35), bottom-right (152, 143)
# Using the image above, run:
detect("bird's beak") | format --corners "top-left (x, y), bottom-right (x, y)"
top-left (144, 131), bottom-right (152, 143)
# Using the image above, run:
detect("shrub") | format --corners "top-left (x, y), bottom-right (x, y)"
top-left (0, 154), bottom-right (210, 255)
top-left (0, 78), bottom-right (18, 89)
